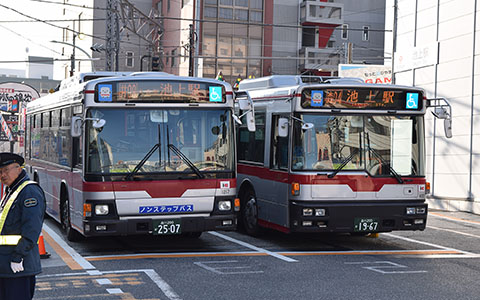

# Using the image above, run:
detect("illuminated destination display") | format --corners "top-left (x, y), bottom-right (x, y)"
top-left (301, 87), bottom-right (423, 111)
top-left (95, 80), bottom-right (225, 103)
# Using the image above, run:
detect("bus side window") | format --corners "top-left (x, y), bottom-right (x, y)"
top-left (271, 115), bottom-right (288, 170)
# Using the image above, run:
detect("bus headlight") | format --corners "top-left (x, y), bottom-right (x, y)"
top-left (218, 200), bottom-right (232, 211)
top-left (406, 207), bottom-right (416, 215)
top-left (95, 204), bottom-right (109, 215)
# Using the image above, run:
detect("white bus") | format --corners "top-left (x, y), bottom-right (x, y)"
top-left (25, 72), bottom-right (243, 240)
top-left (235, 75), bottom-right (452, 235)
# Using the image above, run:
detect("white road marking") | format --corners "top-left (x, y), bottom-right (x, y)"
top-left (42, 223), bottom-right (96, 270)
top-left (429, 213), bottom-right (480, 227)
top-left (106, 288), bottom-right (123, 294)
top-left (428, 225), bottom-right (480, 239)
top-left (346, 261), bottom-right (427, 274)
top-left (383, 232), bottom-right (477, 255)
top-left (142, 269), bottom-right (182, 300)
top-left (208, 231), bottom-right (298, 262)
top-left (96, 278), bottom-right (112, 285)
top-left (194, 260), bottom-right (264, 275)
top-left (37, 269), bottom-right (182, 300)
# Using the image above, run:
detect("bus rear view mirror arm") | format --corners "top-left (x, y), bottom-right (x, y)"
top-left (71, 116), bottom-right (107, 137)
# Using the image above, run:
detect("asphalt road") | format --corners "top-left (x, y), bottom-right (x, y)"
top-left (34, 210), bottom-right (480, 300)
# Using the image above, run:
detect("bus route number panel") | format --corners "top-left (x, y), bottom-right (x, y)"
top-left (96, 80), bottom-right (225, 103)
top-left (153, 219), bottom-right (182, 235)
top-left (301, 87), bottom-right (423, 111)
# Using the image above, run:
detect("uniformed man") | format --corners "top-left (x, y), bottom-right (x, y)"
top-left (0, 152), bottom-right (45, 300)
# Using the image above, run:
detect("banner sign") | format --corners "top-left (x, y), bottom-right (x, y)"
top-left (0, 114), bottom-right (14, 141)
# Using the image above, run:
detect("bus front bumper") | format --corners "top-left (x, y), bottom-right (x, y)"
top-left (82, 214), bottom-right (237, 237)
top-left (289, 201), bottom-right (427, 233)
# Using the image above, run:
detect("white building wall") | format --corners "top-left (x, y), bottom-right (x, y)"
top-left (386, 0), bottom-right (480, 214)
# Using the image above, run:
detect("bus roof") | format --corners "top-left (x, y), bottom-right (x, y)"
top-left (59, 72), bottom-right (132, 90)
top-left (237, 75), bottom-right (362, 91)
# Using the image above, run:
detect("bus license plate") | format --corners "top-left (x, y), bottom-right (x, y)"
top-left (153, 219), bottom-right (181, 235)
top-left (354, 218), bottom-right (379, 232)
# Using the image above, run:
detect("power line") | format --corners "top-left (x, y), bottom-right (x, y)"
top-left (0, 24), bottom-right (62, 55)
top-left (28, 0), bottom-right (109, 10)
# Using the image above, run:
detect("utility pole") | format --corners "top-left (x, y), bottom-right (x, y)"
top-left (189, 24), bottom-right (195, 77)
top-left (70, 34), bottom-right (76, 76)
top-left (106, 0), bottom-right (119, 71)
top-left (347, 42), bottom-right (353, 64)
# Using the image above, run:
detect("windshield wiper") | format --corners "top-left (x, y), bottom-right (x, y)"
top-left (125, 143), bottom-right (160, 181)
top-left (367, 145), bottom-right (404, 184)
top-left (328, 148), bottom-right (359, 178)
top-left (168, 144), bottom-right (204, 179)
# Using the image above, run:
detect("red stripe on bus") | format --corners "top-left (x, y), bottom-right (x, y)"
top-left (84, 90), bottom-right (95, 94)
top-left (258, 219), bottom-right (290, 233)
top-left (238, 163), bottom-right (425, 192)
top-left (83, 178), bottom-right (237, 198)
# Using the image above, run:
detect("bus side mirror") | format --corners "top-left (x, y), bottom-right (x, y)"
top-left (71, 116), bottom-right (106, 137)
top-left (278, 118), bottom-right (289, 137)
top-left (444, 119), bottom-right (452, 138)
top-left (246, 111), bottom-right (256, 132)
top-left (427, 97), bottom-right (452, 139)
top-left (71, 116), bottom-right (83, 137)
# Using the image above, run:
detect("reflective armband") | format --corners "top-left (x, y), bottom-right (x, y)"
top-left (0, 235), bottom-right (21, 245)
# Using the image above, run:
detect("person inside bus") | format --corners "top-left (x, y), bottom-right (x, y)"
top-left (0, 152), bottom-right (46, 300)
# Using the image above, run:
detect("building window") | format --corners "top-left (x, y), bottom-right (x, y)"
top-left (362, 26), bottom-right (369, 41)
top-left (219, 7), bottom-right (233, 19)
top-left (235, 9), bottom-right (248, 20)
top-left (250, 0), bottom-right (262, 9)
top-left (250, 11), bottom-right (262, 23)
top-left (342, 24), bottom-right (348, 40)
top-left (204, 7), bottom-right (217, 18)
top-left (125, 51), bottom-right (134, 68)
top-left (235, 0), bottom-right (247, 7)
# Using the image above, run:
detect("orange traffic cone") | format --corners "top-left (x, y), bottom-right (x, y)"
top-left (38, 233), bottom-right (50, 259)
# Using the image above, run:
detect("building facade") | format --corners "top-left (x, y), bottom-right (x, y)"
top-left (385, 0), bottom-right (480, 214)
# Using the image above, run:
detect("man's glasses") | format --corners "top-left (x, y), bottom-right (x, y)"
top-left (0, 165), bottom-right (19, 175)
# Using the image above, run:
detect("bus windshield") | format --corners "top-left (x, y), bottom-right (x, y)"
top-left (85, 108), bottom-right (234, 176)
top-left (292, 114), bottom-right (424, 177)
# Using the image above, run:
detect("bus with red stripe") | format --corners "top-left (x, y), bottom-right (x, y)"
top-left (235, 75), bottom-right (452, 236)
top-left (25, 72), bottom-right (244, 241)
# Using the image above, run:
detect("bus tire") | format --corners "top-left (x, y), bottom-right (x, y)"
top-left (241, 189), bottom-right (262, 236)
top-left (60, 189), bottom-right (83, 242)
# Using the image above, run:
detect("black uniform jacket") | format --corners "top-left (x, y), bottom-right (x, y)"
top-left (0, 170), bottom-right (46, 278)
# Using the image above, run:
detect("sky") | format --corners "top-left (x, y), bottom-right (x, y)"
top-left (0, 0), bottom-right (91, 73)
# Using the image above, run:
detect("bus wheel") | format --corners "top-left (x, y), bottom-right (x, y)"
top-left (242, 190), bottom-right (262, 236)
top-left (61, 197), bottom-right (83, 242)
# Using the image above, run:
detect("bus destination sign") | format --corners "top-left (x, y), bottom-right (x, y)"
top-left (96, 80), bottom-right (225, 103)
top-left (301, 87), bottom-right (423, 111)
